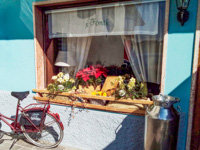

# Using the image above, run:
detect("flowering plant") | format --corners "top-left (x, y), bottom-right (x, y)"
top-left (106, 65), bottom-right (134, 76)
top-left (76, 65), bottom-right (108, 89)
top-left (113, 76), bottom-right (148, 99)
top-left (47, 72), bottom-right (76, 93)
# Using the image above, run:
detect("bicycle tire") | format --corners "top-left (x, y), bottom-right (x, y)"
top-left (21, 113), bottom-right (63, 148)
top-left (0, 131), bottom-right (4, 139)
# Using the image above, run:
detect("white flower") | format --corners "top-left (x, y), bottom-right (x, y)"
top-left (64, 73), bottom-right (70, 81)
top-left (127, 77), bottom-right (136, 90)
top-left (58, 85), bottom-right (64, 90)
top-left (117, 76), bottom-right (124, 85)
top-left (130, 77), bottom-right (136, 83)
top-left (52, 76), bottom-right (57, 80)
top-left (58, 72), bottom-right (64, 78)
top-left (127, 84), bottom-right (133, 90)
top-left (57, 78), bottom-right (64, 83)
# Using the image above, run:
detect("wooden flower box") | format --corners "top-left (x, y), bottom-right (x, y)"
top-left (32, 89), bottom-right (153, 116)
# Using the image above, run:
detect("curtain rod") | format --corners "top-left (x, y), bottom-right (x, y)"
top-left (45, 0), bottom-right (165, 14)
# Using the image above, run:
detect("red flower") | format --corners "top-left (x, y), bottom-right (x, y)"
top-left (76, 65), bottom-right (108, 82)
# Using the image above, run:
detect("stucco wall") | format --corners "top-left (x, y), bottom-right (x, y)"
top-left (0, 91), bottom-right (144, 150)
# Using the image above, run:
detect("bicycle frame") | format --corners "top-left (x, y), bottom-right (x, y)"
top-left (0, 99), bottom-right (50, 133)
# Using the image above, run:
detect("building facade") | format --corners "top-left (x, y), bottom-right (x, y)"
top-left (0, 0), bottom-right (199, 149)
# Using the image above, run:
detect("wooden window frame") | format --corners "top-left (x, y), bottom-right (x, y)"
top-left (33, 0), bottom-right (170, 91)
top-left (32, 0), bottom-right (170, 116)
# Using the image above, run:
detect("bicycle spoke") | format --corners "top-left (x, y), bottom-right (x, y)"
top-left (43, 120), bottom-right (56, 127)
top-left (21, 113), bottom-right (63, 148)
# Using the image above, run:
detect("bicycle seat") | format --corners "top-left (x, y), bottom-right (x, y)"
top-left (11, 91), bottom-right (29, 101)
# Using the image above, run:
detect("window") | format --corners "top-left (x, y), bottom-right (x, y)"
top-left (43, 0), bottom-right (165, 95)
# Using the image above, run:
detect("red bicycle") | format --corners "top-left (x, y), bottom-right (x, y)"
top-left (0, 91), bottom-right (64, 149)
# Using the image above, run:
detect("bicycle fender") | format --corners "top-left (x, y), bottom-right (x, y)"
top-left (47, 112), bottom-right (64, 130)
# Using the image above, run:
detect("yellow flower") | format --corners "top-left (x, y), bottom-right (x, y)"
top-left (117, 76), bottom-right (124, 85)
top-left (103, 92), bottom-right (107, 97)
top-left (72, 86), bottom-right (77, 90)
top-left (120, 84), bottom-right (125, 89)
top-left (57, 72), bottom-right (64, 78)
top-left (98, 91), bottom-right (103, 96)
top-left (70, 78), bottom-right (75, 83)
top-left (91, 92), bottom-right (96, 95)
top-left (141, 83), bottom-right (144, 88)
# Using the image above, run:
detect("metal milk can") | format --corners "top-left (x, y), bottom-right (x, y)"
top-left (144, 94), bottom-right (180, 150)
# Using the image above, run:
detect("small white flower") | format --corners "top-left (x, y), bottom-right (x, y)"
top-left (130, 77), bottom-right (136, 83)
top-left (52, 76), bottom-right (57, 80)
top-left (57, 78), bottom-right (64, 83)
top-left (64, 73), bottom-right (70, 81)
top-left (58, 85), bottom-right (64, 90)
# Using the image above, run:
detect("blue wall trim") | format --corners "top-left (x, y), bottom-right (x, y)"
top-left (164, 0), bottom-right (198, 149)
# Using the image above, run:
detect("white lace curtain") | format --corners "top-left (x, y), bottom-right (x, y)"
top-left (66, 37), bottom-right (92, 74)
top-left (47, 1), bottom-right (165, 82)
top-left (121, 2), bottom-right (165, 84)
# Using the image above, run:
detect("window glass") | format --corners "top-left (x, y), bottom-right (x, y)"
top-left (46, 1), bottom-right (165, 95)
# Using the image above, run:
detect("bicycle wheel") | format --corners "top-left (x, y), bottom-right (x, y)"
top-left (21, 113), bottom-right (63, 148)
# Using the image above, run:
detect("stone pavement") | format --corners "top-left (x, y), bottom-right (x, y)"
top-left (0, 135), bottom-right (79, 150)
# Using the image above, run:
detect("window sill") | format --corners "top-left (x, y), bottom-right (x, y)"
top-left (33, 89), bottom-right (153, 116)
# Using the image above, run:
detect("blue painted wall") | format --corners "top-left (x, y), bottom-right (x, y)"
top-left (164, 0), bottom-right (198, 149)
top-left (0, 0), bottom-right (43, 91)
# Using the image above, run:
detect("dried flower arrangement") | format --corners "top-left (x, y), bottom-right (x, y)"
top-left (113, 76), bottom-right (148, 99)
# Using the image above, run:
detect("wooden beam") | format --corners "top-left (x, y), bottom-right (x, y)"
top-left (33, 0), bottom-right (97, 7)
top-left (160, 0), bottom-right (170, 93)
top-left (32, 89), bottom-right (154, 105)
top-left (34, 96), bottom-right (145, 116)
top-left (33, 6), bottom-right (45, 89)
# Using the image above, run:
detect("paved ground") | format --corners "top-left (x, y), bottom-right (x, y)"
top-left (0, 135), bottom-right (79, 150)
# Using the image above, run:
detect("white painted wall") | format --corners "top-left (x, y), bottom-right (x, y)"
top-left (0, 91), bottom-right (144, 150)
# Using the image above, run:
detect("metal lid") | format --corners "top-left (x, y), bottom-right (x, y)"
top-left (152, 94), bottom-right (176, 102)
top-left (152, 94), bottom-right (180, 108)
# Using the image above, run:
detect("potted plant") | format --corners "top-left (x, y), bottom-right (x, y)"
top-left (105, 75), bottom-right (148, 109)
top-left (47, 72), bottom-right (76, 93)
top-left (76, 65), bottom-right (108, 105)
top-left (113, 76), bottom-right (148, 99)
top-left (75, 65), bottom-right (108, 94)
